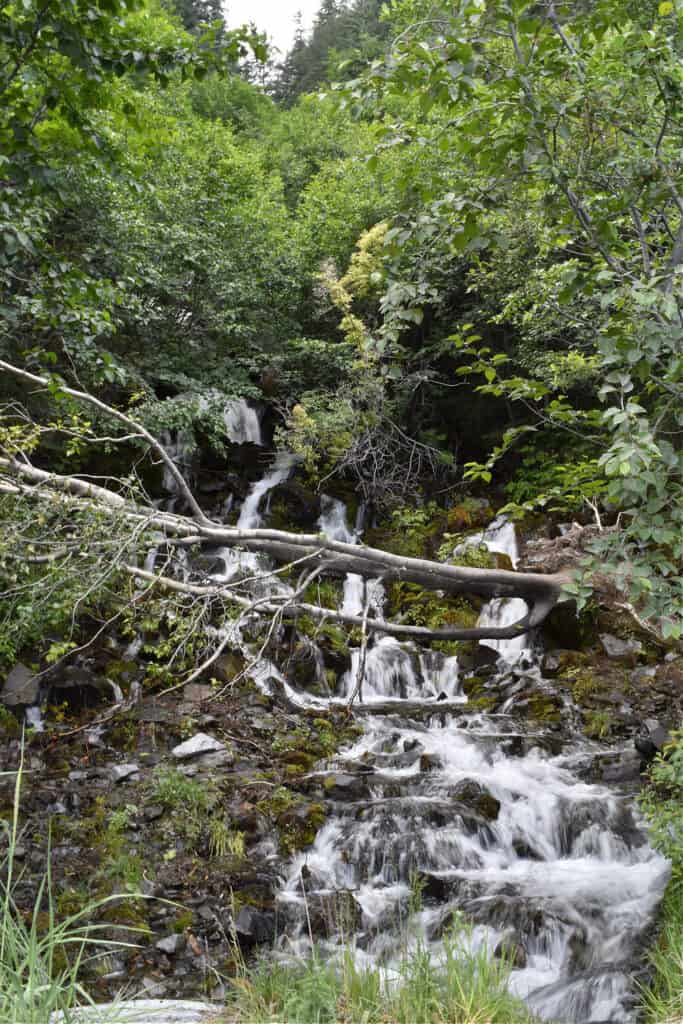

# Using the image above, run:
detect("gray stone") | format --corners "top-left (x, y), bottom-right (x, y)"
top-left (600, 633), bottom-right (642, 660)
top-left (1, 663), bottom-right (39, 707)
top-left (195, 748), bottom-right (234, 770)
top-left (635, 718), bottom-right (672, 760)
top-left (155, 933), bottom-right (185, 955)
top-left (644, 718), bottom-right (672, 751)
top-left (171, 733), bottom-right (226, 759)
top-left (182, 683), bottom-right (213, 703)
top-left (233, 905), bottom-right (276, 945)
top-left (50, 1002), bottom-right (217, 1023)
top-left (111, 763), bottom-right (140, 783)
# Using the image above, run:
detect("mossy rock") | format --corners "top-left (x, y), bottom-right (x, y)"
top-left (526, 694), bottom-right (562, 722)
top-left (213, 652), bottom-right (245, 683)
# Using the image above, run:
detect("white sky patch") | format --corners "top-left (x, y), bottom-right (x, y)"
top-left (226, 0), bottom-right (320, 57)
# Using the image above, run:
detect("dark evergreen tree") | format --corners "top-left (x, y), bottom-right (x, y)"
top-left (169, 0), bottom-right (224, 33)
top-left (272, 0), bottom-right (389, 106)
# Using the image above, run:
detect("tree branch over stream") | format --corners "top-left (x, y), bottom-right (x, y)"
top-left (0, 359), bottom-right (568, 650)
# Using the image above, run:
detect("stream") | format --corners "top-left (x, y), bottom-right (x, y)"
top-left (26, 432), bottom-right (671, 1024)
top-left (220, 457), bottom-right (670, 1024)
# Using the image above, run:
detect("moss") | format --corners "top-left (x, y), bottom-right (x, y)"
top-left (527, 694), bottom-right (562, 722)
top-left (173, 910), bottom-right (194, 933)
top-left (584, 709), bottom-right (614, 740)
top-left (388, 583), bottom-right (479, 631)
top-left (467, 696), bottom-right (497, 712)
top-left (462, 676), bottom-right (485, 698)
top-left (279, 802), bottom-right (327, 854)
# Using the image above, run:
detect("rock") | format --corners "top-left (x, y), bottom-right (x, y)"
top-left (541, 653), bottom-right (562, 678)
top-left (494, 931), bottom-right (527, 968)
top-left (155, 933), bottom-right (185, 955)
top-left (597, 751), bottom-right (643, 785)
top-left (111, 763), bottom-right (140, 783)
top-left (171, 733), bottom-right (226, 759)
top-left (304, 891), bottom-right (362, 938)
top-left (416, 872), bottom-right (453, 904)
top-left (233, 906), bottom-right (276, 946)
top-left (635, 719), bottom-right (672, 760)
top-left (139, 977), bottom-right (168, 999)
top-left (419, 753), bottom-right (442, 772)
top-left (542, 600), bottom-right (587, 650)
top-left (452, 779), bottom-right (501, 820)
top-left (182, 684), bottom-right (213, 704)
top-left (50, 1001), bottom-right (218, 1023)
top-left (195, 749), bottom-right (234, 770)
top-left (2, 663), bottom-right (39, 707)
top-left (474, 644), bottom-right (499, 669)
top-left (600, 634), bottom-right (642, 662)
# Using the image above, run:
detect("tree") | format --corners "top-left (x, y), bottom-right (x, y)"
top-left (342, 0), bottom-right (683, 636)
top-left (168, 0), bottom-right (224, 34)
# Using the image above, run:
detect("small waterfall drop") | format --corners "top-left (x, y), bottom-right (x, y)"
top-left (223, 398), bottom-right (262, 446)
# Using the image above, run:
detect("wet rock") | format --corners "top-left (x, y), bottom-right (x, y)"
top-left (419, 753), bottom-right (442, 772)
top-left (597, 751), bottom-right (643, 785)
top-left (324, 773), bottom-right (369, 800)
top-left (155, 933), bottom-right (185, 955)
top-left (542, 600), bottom-right (587, 650)
top-left (635, 719), bottom-right (672, 760)
top-left (494, 930), bottom-right (527, 968)
top-left (233, 906), bottom-right (276, 946)
top-left (2, 663), bottom-right (39, 707)
top-left (111, 763), bottom-right (140, 783)
top-left (171, 733), bottom-right (226, 759)
top-left (600, 634), bottom-right (642, 662)
top-left (415, 872), bottom-right (455, 904)
top-left (452, 780), bottom-right (501, 820)
top-left (474, 644), bottom-right (499, 669)
top-left (305, 891), bottom-right (362, 938)
top-left (541, 652), bottom-right (562, 678)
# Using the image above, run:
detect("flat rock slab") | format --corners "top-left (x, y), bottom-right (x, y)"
top-left (171, 733), bottom-right (226, 759)
top-left (51, 999), bottom-right (223, 1022)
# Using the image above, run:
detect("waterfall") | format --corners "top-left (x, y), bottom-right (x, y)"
top-left (271, 506), bottom-right (669, 1024)
top-left (239, 453), bottom-right (295, 530)
top-left (318, 496), bottom-right (384, 619)
top-left (471, 515), bottom-right (533, 665)
top-left (223, 398), bottom-right (262, 446)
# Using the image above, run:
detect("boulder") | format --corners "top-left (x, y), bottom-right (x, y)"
top-left (452, 779), bottom-right (501, 820)
top-left (233, 906), bottom-right (276, 946)
top-left (2, 663), bottom-right (39, 707)
top-left (635, 719), bottom-right (672, 760)
top-left (600, 634), bottom-right (642, 662)
top-left (304, 891), bottom-right (362, 938)
top-left (171, 733), bottom-right (226, 760)
top-left (494, 930), bottom-right (527, 968)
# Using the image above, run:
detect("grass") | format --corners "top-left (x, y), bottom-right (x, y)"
top-left (227, 930), bottom-right (534, 1024)
top-left (0, 740), bottom-right (142, 1023)
top-left (642, 880), bottom-right (683, 1024)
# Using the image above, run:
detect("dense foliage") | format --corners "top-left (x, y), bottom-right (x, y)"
top-left (1, 0), bottom-right (682, 663)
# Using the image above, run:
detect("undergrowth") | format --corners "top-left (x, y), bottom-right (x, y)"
top-left (228, 929), bottom-right (533, 1024)
top-left (640, 728), bottom-right (683, 1023)
top-left (0, 741), bottom-right (141, 1022)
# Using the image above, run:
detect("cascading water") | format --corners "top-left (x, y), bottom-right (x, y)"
top-left (268, 508), bottom-right (669, 1024)
top-left (223, 398), bottom-right (262, 447)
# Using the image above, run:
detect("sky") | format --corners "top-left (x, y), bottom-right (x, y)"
top-left (226, 1), bottom-right (320, 57)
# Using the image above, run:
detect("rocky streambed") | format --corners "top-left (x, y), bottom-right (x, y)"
top-left (1, 454), bottom-right (682, 1022)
